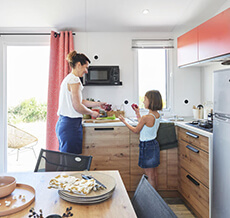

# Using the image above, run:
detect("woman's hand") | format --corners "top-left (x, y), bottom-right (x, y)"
top-left (91, 110), bottom-right (100, 118)
top-left (98, 102), bottom-right (107, 110)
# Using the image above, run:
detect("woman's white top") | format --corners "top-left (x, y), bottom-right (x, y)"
top-left (139, 113), bottom-right (161, 141)
top-left (57, 73), bottom-right (83, 118)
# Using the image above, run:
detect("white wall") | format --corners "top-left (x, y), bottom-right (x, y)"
top-left (201, 63), bottom-right (230, 104)
top-left (74, 32), bottom-right (201, 117)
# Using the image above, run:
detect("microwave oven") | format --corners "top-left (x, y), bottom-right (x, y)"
top-left (83, 66), bottom-right (122, 86)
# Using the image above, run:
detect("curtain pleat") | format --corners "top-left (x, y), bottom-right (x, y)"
top-left (46, 31), bottom-right (74, 151)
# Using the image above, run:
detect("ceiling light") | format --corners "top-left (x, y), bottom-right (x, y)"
top-left (142, 9), bottom-right (149, 15)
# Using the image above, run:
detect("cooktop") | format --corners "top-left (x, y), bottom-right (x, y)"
top-left (186, 120), bottom-right (213, 133)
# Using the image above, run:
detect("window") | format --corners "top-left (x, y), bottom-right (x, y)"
top-left (133, 39), bottom-right (173, 112)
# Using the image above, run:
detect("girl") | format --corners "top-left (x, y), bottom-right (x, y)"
top-left (119, 90), bottom-right (162, 189)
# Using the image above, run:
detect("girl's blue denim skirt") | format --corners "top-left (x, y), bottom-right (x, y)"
top-left (138, 139), bottom-right (160, 168)
top-left (56, 115), bottom-right (83, 154)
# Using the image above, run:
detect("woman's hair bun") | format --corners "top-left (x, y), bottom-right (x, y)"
top-left (66, 50), bottom-right (77, 63)
top-left (66, 50), bottom-right (91, 69)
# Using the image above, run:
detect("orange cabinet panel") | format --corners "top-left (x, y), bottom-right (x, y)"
top-left (177, 27), bottom-right (198, 67)
top-left (199, 8), bottom-right (230, 60)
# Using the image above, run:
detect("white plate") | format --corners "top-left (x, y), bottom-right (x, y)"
top-left (57, 172), bottom-right (116, 204)
top-left (59, 191), bottom-right (113, 204)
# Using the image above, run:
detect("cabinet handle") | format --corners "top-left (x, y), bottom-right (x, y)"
top-left (186, 131), bottom-right (199, 139)
top-left (186, 175), bottom-right (200, 186)
top-left (186, 145), bottom-right (199, 153)
top-left (94, 128), bottom-right (114, 131)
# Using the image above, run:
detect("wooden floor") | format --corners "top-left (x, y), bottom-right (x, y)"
top-left (164, 198), bottom-right (197, 218)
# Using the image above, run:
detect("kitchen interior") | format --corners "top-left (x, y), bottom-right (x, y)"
top-left (1, 0), bottom-right (230, 217)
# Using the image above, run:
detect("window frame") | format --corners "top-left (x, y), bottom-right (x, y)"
top-left (0, 35), bottom-right (50, 173)
top-left (134, 48), bottom-right (173, 116)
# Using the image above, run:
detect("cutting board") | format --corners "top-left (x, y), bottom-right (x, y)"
top-left (83, 119), bottom-right (121, 123)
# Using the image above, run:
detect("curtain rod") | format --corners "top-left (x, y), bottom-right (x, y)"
top-left (0, 32), bottom-right (76, 36)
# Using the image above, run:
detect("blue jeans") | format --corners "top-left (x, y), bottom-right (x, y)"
top-left (56, 115), bottom-right (83, 154)
top-left (138, 139), bottom-right (160, 168)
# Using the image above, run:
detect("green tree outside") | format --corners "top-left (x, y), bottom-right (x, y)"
top-left (8, 98), bottom-right (47, 124)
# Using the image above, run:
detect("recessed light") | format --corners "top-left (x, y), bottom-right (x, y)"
top-left (142, 9), bottom-right (149, 15)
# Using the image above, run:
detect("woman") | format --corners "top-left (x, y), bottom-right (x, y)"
top-left (56, 51), bottom-right (107, 154)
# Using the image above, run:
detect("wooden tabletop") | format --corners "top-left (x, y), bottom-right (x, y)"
top-left (1, 170), bottom-right (137, 218)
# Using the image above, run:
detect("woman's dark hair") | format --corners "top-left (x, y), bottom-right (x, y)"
top-left (145, 90), bottom-right (163, 111)
top-left (66, 51), bottom-right (91, 69)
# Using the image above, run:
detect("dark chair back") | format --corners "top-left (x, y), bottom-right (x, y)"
top-left (132, 175), bottom-right (177, 218)
top-left (34, 148), bottom-right (92, 172)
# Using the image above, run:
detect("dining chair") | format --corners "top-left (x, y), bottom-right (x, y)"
top-left (132, 174), bottom-right (177, 218)
top-left (34, 148), bottom-right (92, 172)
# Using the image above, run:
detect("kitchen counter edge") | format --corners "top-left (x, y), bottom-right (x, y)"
top-left (82, 119), bottom-right (212, 138)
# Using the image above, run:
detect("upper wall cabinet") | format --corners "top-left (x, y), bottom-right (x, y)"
top-left (177, 8), bottom-right (230, 67)
top-left (199, 8), bottom-right (230, 61)
top-left (177, 27), bottom-right (198, 67)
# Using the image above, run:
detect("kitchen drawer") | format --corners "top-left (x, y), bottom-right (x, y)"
top-left (179, 167), bottom-right (209, 218)
top-left (178, 127), bottom-right (209, 153)
top-left (179, 140), bottom-right (209, 187)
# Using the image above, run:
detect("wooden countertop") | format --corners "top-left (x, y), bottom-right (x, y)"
top-left (0, 171), bottom-right (137, 218)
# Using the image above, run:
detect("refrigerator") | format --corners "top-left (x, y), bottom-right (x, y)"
top-left (212, 68), bottom-right (230, 218)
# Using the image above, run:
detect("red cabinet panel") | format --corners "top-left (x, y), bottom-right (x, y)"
top-left (199, 8), bottom-right (230, 60)
top-left (177, 27), bottom-right (198, 67)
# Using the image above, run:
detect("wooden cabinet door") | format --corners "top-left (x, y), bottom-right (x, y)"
top-left (179, 167), bottom-right (209, 218)
top-left (177, 27), bottom-right (198, 67)
top-left (82, 127), bottom-right (130, 190)
top-left (199, 8), bottom-right (230, 60)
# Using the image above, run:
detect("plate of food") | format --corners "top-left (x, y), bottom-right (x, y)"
top-left (48, 172), bottom-right (116, 204)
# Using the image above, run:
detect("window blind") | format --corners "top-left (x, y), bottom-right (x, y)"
top-left (132, 39), bottom-right (174, 49)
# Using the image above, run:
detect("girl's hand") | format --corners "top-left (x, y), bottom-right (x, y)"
top-left (134, 107), bottom-right (139, 114)
top-left (131, 103), bottom-right (139, 113)
top-left (118, 115), bottom-right (125, 123)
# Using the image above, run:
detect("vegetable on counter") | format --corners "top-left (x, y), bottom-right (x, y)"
top-left (96, 114), bottom-right (116, 120)
top-left (104, 104), bottom-right (112, 111)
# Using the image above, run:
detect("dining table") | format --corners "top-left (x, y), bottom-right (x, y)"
top-left (0, 170), bottom-right (137, 218)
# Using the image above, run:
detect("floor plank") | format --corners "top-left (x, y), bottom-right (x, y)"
top-left (163, 197), bottom-right (196, 218)
top-left (168, 204), bottom-right (196, 218)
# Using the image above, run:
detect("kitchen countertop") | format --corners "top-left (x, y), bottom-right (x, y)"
top-left (175, 121), bottom-right (213, 138)
top-left (83, 117), bottom-right (213, 138)
top-left (82, 119), bottom-right (125, 127)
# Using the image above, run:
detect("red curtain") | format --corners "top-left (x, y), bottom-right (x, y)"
top-left (46, 31), bottom-right (74, 151)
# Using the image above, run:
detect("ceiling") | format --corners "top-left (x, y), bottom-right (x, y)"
top-left (0, 0), bottom-right (228, 33)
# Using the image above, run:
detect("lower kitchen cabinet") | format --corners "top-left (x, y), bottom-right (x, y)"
top-left (82, 126), bottom-right (130, 190)
top-left (179, 167), bottom-right (209, 218)
top-left (130, 131), bottom-right (178, 192)
top-left (82, 126), bottom-right (179, 193)
top-left (177, 126), bottom-right (209, 218)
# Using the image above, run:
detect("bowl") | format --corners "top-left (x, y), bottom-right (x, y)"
top-left (0, 176), bottom-right (16, 198)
